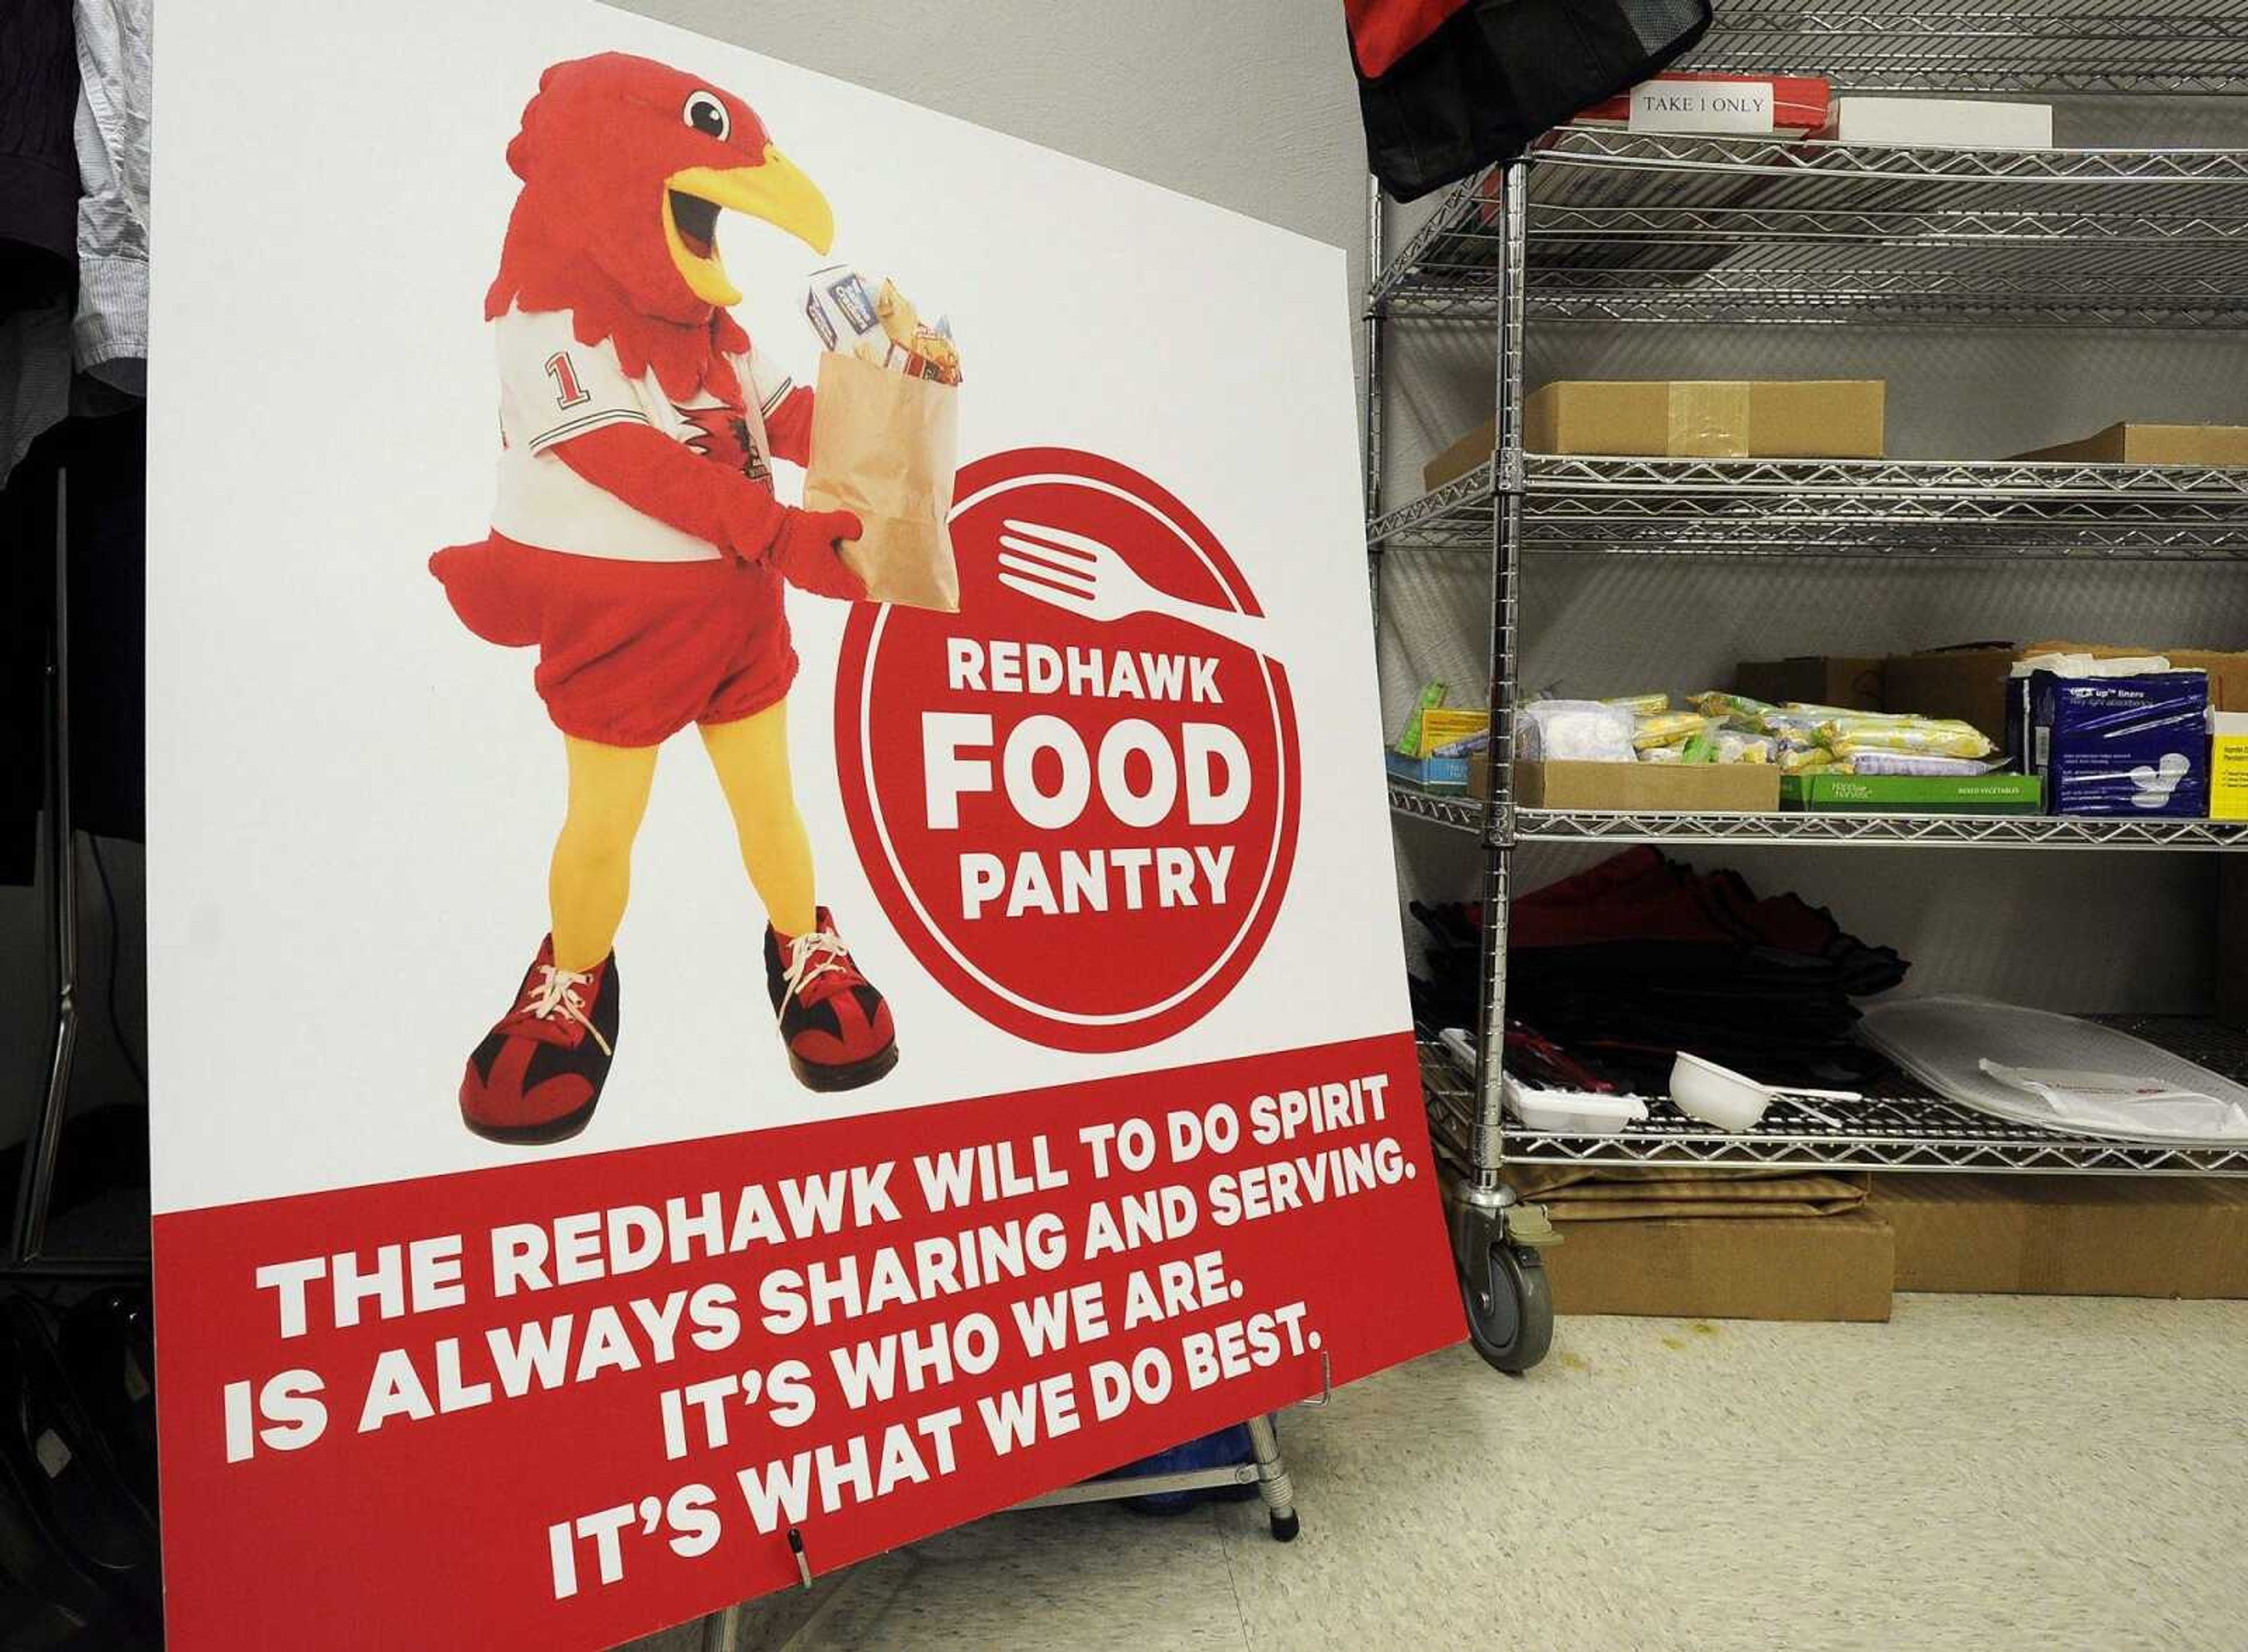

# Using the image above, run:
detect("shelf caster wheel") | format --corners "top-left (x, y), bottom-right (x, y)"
top-left (1461, 1243), bottom-right (1553, 1376)
top-left (1268, 1510), bottom-right (1300, 1543)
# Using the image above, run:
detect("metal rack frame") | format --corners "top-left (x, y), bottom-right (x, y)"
top-left (1685, 0), bottom-right (2248, 95)
top-left (1365, 4), bottom-right (2248, 1373)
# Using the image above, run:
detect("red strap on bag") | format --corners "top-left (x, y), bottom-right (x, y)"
top-left (1345, 0), bottom-right (1467, 78)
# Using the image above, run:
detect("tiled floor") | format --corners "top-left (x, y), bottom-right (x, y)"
top-left (635, 1294), bottom-right (2248, 1651)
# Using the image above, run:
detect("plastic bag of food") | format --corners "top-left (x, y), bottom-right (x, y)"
top-left (1633, 711), bottom-right (1711, 750)
top-left (1712, 730), bottom-right (1776, 765)
top-left (1520, 700), bottom-right (1637, 762)
top-left (1603, 693), bottom-right (1671, 717)
top-left (1691, 690), bottom-right (1777, 726)
top-left (1849, 751), bottom-right (2006, 777)
top-left (1788, 702), bottom-right (1907, 721)
top-left (1824, 718), bottom-right (1993, 759)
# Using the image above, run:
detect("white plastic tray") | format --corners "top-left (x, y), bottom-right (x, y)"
top-left (1859, 996), bottom-right (2248, 1144)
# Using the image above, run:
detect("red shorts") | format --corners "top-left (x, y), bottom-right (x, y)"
top-left (430, 535), bottom-right (797, 747)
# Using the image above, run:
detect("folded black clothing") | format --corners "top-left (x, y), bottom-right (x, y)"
top-left (1409, 851), bottom-right (1910, 1092)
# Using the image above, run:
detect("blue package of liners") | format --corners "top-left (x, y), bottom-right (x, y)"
top-left (2031, 670), bottom-right (2211, 816)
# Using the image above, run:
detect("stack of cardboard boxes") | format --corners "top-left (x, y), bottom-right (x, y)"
top-left (1536, 1174), bottom-right (2248, 1321)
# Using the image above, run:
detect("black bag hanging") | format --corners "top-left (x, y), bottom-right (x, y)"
top-left (1349, 0), bottom-right (1715, 201)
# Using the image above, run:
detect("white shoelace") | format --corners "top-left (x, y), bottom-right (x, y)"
top-left (522, 963), bottom-right (612, 1057)
top-left (783, 930), bottom-right (851, 1010)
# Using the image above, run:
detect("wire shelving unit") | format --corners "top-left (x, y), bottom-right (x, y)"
top-left (1365, 2), bottom-right (2248, 1373)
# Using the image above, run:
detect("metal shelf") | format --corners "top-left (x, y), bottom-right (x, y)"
top-left (1679, 0), bottom-right (2248, 95)
top-left (1389, 784), bottom-right (2248, 850)
top-left (1372, 133), bottom-right (2248, 329)
top-left (1368, 453), bottom-right (2248, 558)
top-left (1419, 1020), bottom-right (2248, 1177)
top-left (1387, 783), bottom-right (1485, 834)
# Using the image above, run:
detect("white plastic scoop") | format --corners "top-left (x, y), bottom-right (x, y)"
top-left (1670, 1052), bottom-right (1863, 1133)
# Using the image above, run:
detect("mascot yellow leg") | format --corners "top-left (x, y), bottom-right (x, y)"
top-left (550, 735), bottom-right (660, 972)
top-left (700, 700), bottom-right (818, 938)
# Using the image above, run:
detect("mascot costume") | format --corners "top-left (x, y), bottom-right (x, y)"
top-left (432, 53), bottom-right (900, 1143)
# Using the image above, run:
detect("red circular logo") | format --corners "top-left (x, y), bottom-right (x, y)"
top-left (835, 448), bottom-right (1301, 1053)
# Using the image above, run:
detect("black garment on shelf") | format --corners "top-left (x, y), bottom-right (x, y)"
top-left (1348, 0), bottom-right (1713, 200)
top-left (1410, 849), bottom-right (1911, 1091)
top-left (0, 408), bottom-right (147, 883)
top-left (0, 0), bottom-right (79, 281)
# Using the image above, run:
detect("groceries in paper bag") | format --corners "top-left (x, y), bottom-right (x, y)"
top-left (801, 265), bottom-right (962, 611)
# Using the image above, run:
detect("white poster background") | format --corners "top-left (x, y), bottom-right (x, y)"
top-left (148, 0), bottom-right (1405, 1213)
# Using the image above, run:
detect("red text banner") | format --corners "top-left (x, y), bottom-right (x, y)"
top-left (155, 1032), bottom-right (1459, 1649)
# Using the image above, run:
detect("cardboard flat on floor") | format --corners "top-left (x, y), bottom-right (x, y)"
top-left (1513, 1165), bottom-right (1867, 1221)
top-left (2019, 423), bottom-right (2248, 468)
top-left (1512, 758), bottom-right (1781, 813)
top-left (1736, 655), bottom-right (1886, 712)
top-left (1873, 1177), bottom-right (2248, 1299)
top-left (1522, 379), bottom-right (1886, 459)
top-left (1538, 1208), bottom-right (1894, 1322)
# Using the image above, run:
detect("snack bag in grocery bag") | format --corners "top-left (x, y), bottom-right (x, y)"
top-left (803, 267), bottom-right (961, 612)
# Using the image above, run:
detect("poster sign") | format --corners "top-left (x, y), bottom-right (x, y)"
top-left (145, 4), bottom-right (1461, 1646)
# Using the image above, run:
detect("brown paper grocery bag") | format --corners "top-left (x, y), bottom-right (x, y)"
top-left (803, 351), bottom-right (959, 612)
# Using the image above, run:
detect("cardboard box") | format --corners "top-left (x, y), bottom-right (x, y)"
top-left (1735, 656), bottom-right (1886, 713)
top-left (1781, 773), bottom-right (2043, 814)
top-left (1887, 641), bottom-right (2248, 747)
top-left (2165, 650), bottom-right (2248, 714)
top-left (1882, 645), bottom-right (2017, 742)
top-left (1539, 1209), bottom-right (1893, 1322)
top-left (1514, 758), bottom-right (1780, 813)
top-left (1832, 95), bottom-right (2052, 149)
top-left (1523, 380), bottom-right (1886, 460)
top-left (1873, 1177), bottom-right (2248, 1299)
top-left (2019, 423), bottom-right (2248, 468)
top-left (1422, 420), bottom-right (1497, 493)
top-left (2024, 642), bottom-right (2248, 715)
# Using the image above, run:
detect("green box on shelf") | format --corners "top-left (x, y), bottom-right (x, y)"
top-left (1781, 773), bottom-right (2045, 814)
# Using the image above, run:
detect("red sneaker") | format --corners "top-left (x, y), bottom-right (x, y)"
top-left (459, 937), bottom-right (619, 1143)
top-left (765, 909), bottom-right (897, 1092)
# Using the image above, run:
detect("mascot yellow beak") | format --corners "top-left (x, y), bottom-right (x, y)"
top-left (661, 148), bottom-right (834, 308)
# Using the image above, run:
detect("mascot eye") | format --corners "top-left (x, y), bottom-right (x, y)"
top-left (683, 91), bottom-right (730, 141)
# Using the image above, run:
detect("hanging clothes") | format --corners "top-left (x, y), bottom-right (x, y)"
top-left (70, 0), bottom-right (150, 393)
top-left (0, 0), bottom-right (81, 482)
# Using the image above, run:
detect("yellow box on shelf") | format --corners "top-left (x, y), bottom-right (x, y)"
top-left (2212, 713), bottom-right (2248, 822)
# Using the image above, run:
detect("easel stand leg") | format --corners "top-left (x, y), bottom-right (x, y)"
top-left (1243, 1412), bottom-right (1298, 1541)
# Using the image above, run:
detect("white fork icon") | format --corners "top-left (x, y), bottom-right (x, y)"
top-left (995, 519), bottom-right (1278, 660)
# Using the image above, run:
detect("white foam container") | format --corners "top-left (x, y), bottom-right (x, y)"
top-left (1504, 1079), bottom-right (1649, 1136)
